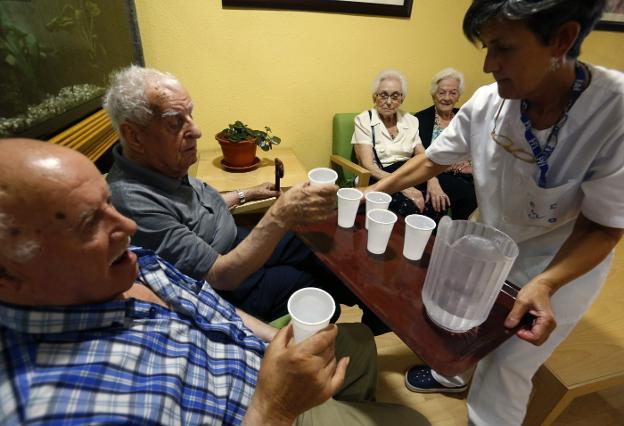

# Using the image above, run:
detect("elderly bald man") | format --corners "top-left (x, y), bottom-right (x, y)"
top-left (102, 65), bottom-right (365, 323)
top-left (0, 139), bottom-right (426, 425)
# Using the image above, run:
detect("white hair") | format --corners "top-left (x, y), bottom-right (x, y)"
top-left (0, 211), bottom-right (40, 264)
top-left (371, 69), bottom-right (408, 98)
top-left (429, 68), bottom-right (465, 96)
top-left (103, 65), bottom-right (181, 138)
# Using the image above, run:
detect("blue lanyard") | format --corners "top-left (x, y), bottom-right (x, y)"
top-left (520, 62), bottom-right (587, 188)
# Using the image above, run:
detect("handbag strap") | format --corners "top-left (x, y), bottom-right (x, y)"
top-left (368, 110), bottom-right (383, 168)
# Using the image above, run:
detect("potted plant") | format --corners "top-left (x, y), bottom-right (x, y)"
top-left (215, 120), bottom-right (281, 170)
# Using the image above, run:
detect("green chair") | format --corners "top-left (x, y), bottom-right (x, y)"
top-left (269, 314), bottom-right (291, 329)
top-left (330, 113), bottom-right (371, 187)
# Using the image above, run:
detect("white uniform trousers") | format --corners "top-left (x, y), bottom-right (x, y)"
top-left (432, 252), bottom-right (614, 425)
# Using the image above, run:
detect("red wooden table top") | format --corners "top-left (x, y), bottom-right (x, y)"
top-left (296, 213), bottom-right (531, 376)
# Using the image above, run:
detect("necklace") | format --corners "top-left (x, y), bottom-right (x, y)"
top-left (388, 126), bottom-right (398, 139)
top-left (381, 114), bottom-right (398, 139)
top-left (434, 109), bottom-right (454, 129)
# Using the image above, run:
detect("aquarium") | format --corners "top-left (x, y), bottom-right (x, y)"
top-left (0, 0), bottom-right (143, 139)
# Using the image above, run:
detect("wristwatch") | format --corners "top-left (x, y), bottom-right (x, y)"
top-left (236, 189), bottom-right (246, 205)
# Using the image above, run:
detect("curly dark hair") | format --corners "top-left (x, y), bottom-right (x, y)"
top-left (462, 0), bottom-right (606, 58)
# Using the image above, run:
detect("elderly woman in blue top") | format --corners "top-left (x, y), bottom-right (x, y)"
top-left (352, 69), bottom-right (449, 219)
top-left (366, 0), bottom-right (624, 425)
top-left (414, 68), bottom-right (477, 220)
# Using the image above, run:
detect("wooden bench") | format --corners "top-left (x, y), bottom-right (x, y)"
top-left (524, 242), bottom-right (624, 425)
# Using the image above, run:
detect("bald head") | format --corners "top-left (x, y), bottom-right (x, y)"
top-left (0, 140), bottom-right (87, 260)
top-left (0, 139), bottom-right (138, 306)
top-left (0, 138), bottom-right (96, 225)
top-left (0, 138), bottom-right (93, 186)
top-left (1, 139), bottom-right (94, 266)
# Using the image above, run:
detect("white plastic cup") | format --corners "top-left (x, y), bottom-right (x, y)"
top-left (337, 188), bottom-right (363, 228)
top-left (403, 214), bottom-right (437, 261)
top-left (365, 191), bottom-right (392, 229)
top-left (366, 209), bottom-right (397, 254)
top-left (287, 287), bottom-right (336, 343)
top-left (308, 167), bottom-right (338, 186)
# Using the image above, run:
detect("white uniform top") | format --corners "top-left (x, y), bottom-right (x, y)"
top-left (351, 108), bottom-right (423, 167)
top-left (426, 64), bottom-right (624, 321)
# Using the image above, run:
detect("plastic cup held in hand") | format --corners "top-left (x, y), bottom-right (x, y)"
top-left (287, 287), bottom-right (336, 343)
top-left (422, 217), bottom-right (519, 333)
top-left (337, 188), bottom-right (363, 228)
top-left (366, 209), bottom-right (397, 254)
top-left (308, 167), bottom-right (338, 186)
top-left (403, 214), bottom-right (437, 261)
top-left (365, 191), bottom-right (391, 229)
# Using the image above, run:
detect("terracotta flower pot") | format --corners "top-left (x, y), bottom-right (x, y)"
top-left (216, 131), bottom-right (258, 168)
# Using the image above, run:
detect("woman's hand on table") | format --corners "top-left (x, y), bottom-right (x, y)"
top-left (504, 279), bottom-right (557, 346)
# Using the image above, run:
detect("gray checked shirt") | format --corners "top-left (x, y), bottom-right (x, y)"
top-left (107, 144), bottom-right (237, 279)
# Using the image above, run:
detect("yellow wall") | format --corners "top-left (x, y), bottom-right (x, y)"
top-left (135, 0), bottom-right (623, 170)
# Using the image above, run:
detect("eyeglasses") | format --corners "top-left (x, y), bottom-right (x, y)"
top-left (491, 100), bottom-right (535, 163)
top-left (375, 91), bottom-right (403, 102)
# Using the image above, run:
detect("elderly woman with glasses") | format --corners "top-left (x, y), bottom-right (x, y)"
top-left (414, 68), bottom-right (477, 219)
top-left (366, 1), bottom-right (624, 425)
top-left (351, 69), bottom-right (448, 219)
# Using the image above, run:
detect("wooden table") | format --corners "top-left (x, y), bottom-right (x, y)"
top-left (191, 147), bottom-right (308, 192)
top-left (297, 213), bottom-right (532, 376)
top-left (190, 147), bottom-right (309, 214)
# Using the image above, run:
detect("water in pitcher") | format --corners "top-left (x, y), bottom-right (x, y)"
top-left (422, 298), bottom-right (484, 332)
top-left (422, 217), bottom-right (518, 333)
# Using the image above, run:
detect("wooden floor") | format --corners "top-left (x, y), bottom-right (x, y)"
top-left (337, 306), bottom-right (624, 425)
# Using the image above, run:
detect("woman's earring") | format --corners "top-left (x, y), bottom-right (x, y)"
top-left (549, 56), bottom-right (561, 71)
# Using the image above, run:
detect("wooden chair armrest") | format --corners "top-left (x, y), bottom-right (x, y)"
top-left (330, 154), bottom-right (371, 187)
top-left (231, 197), bottom-right (276, 215)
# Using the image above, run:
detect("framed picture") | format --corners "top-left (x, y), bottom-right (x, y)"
top-left (221, 0), bottom-right (413, 18)
top-left (596, 0), bottom-right (624, 32)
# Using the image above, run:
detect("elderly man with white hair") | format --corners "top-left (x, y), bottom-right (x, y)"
top-left (102, 65), bottom-right (364, 324)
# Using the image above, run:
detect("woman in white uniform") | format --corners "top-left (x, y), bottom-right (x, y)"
top-left (367, 0), bottom-right (624, 424)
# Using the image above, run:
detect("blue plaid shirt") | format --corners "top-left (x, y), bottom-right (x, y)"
top-left (0, 248), bottom-right (267, 425)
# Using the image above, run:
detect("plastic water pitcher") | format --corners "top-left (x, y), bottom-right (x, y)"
top-left (422, 216), bottom-right (519, 333)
